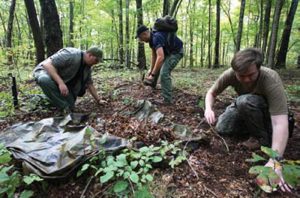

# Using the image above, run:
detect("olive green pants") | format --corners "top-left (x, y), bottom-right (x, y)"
top-left (216, 94), bottom-right (272, 146)
top-left (34, 70), bottom-right (75, 110)
top-left (152, 53), bottom-right (183, 103)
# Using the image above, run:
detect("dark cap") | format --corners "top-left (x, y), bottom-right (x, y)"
top-left (136, 25), bottom-right (149, 38)
top-left (87, 46), bottom-right (103, 62)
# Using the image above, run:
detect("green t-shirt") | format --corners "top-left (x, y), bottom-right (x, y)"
top-left (210, 67), bottom-right (288, 115)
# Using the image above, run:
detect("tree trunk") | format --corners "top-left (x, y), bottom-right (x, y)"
top-left (125, 0), bottom-right (130, 68)
top-left (0, 12), bottom-right (6, 35)
top-left (14, 14), bottom-right (22, 46)
top-left (213, 0), bottom-right (220, 68)
top-left (170, 0), bottom-right (183, 18)
top-left (24, 0), bottom-right (45, 63)
top-left (136, 0), bottom-right (146, 70)
top-left (297, 55), bottom-right (300, 68)
top-left (267, 0), bottom-right (284, 68)
top-left (208, 0), bottom-right (211, 68)
top-left (221, 3), bottom-right (237, 49)
top-left (6, 0), bottom-right (16, 48)
top-left (275, 0), bottom-right (298, 69)
top-left (254, 0), bottom-right (264, 48)
top-left (6, 0), bottom-right (16, 65)
top-left (69, 0), bottom-right (74, 47)
top-left (222, 40), bottom-right (226, 65)
top-left (39, 0), bottom-right (63, 57)
top-left (130, 12), bottom-right (137, 65)
top-left (200, 22), bottom-right (205, 67)
top-left (235, 0), bottom-right (245, 52)
top-left (118, 0), bottom-right (124, 65)
top-left (188, 0), bottom-right (193, 67)
top-left (79, 0), bottom-right (84, 49)
top-left (262, 0), bottom-right (272, 59)
top-left (163, 0), bottom-right (170, 16)
top-left (111, 10), bottom-right (115, 59)
top-left (246, 0), bottom-right (250, 46)
top-left (195, 32), bottom-right (199, 66)
top-left (258, 0), bottom-right (264, 48)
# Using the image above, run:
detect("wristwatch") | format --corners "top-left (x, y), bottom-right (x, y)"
top-left (275, 156), bottom-right (284, 162)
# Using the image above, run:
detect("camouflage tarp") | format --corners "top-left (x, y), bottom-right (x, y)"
top-left (0, 114), bottom-right (129, 179)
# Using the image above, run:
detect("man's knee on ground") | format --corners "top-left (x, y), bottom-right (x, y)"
top-left (215, 106), bottom-right (242, 135)
top-left (235, 94), bottom-right (263, 111)
top-left (36, 75), bottom-right (52, 86)
top-left (215, 119), bottom-right (235, 135)
top-left (236, 94), bottom-right (268, 114)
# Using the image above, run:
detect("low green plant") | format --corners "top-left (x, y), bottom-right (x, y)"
top-left (286, 84), bottom-right (300, 102)
top-left (0, 144), bottom-right (43, 198)
top-left (122, 96), bottom-right (134, 105)
top-left (77, 140), bottom-right (187, 197)
top-left (247, 146), bottom-right (300, 193)
top-left (0, 91), bottom-right (14, 118)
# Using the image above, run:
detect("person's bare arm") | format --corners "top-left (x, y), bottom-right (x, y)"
top-left (151, 47), bottom-right (164, 75)
top-left (148, 48), bottom-right (157, 76)
top-left (87, 83), bottom-right (100, 102)
top-left (271, 115), bottom-right (289, 156)
top-left (87, 83), bottom-right (107, 105)
top-left (42, 59), bottom-right (69, 96)
top-left (265, 114), bottom-right (291, 192)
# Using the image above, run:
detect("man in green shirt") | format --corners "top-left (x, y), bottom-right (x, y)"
top-left (204, 48), bottom-right (291, 192)
top-left (33, 46), bottom-right (103, 111)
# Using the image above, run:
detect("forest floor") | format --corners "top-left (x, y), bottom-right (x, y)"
top-left (1, 67), bottom-right (300, 198)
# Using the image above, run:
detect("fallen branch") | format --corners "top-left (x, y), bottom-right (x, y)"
top-left (80, 176), bottom-right (95, 198)
top-left (209, 125), bottom-right (230, 153)
top-left (196, 118), bottom-right (205, 129)
top-left (94, 183), bottom-right (113, 198)
top-left (128, 179), bottom-right (135, 195)
top-left (203, 184), bottom-right (218, 197)
top-left (187, 155), bottom-right (199, 179)
top-left (182, 140), bottom-right (199, 179)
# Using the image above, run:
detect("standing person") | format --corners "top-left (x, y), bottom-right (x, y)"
top-left (204, 48), bottom-right (291, 192)
top-left (136, 23), bottom-right (183, 105)
top-left (33, 46), bottom-right (104, 111)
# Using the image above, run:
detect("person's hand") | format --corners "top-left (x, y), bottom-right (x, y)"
top-left (147, 70), bottom-right (152, 77)
top-left (96, 98), bottom-right (107, 106)
top-left (145, 75), bottom-right (154, 81)
top-left (58, 83), bottom-right (69, 97)
top-left (204, 108), bottom-right (216, 125)
top-left (265, 159), bottom-right (292, 192)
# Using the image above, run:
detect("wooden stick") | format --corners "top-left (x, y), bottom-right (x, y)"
top-left (80, 176), bottom-right (94, 198)
top-left (209, 125), bottom-right (230, 153)
top-left (203, 184), bottom-right (218, 197)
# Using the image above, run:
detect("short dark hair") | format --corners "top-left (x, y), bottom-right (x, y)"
top-left (136, 25), bottom-right (149, 38)
top-left (231, 48), bottom-right (263, 72)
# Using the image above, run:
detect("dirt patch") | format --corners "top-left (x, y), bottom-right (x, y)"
top-left (0, 75), bottom-right (299, 198)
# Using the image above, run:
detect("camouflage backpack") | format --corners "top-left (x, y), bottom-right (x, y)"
top-left (153, 15), bottom-right (178, 33)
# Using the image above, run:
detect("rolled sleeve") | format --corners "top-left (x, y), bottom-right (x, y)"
top-left (210, 69), bottom-right (233, 95)
top-left (266, 84), bottom-right (288, 115)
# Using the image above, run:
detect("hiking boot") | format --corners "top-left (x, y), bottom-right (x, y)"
top-left (152, 98), bottom-right (172, 106)
top-left (58, 107), bottom-right (73, 116)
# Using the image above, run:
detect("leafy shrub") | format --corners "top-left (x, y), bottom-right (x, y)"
top-left (77, 140), bottom-right (187, 197)
top-left (247, 146), bottom-right (300, 193)
top-left (0, 144), bottom-right (43, 198)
